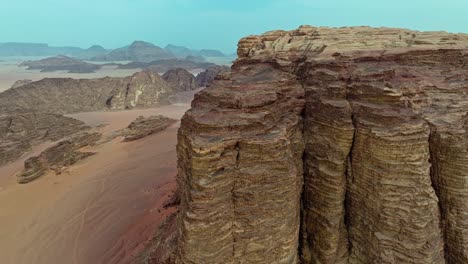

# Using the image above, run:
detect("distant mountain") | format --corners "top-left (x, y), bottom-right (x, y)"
top-left (19, 55), bottom-right (101, 73)
top-left (75, 45), bottom-right (109, 60)
top-left (164, 44), bottom-right (195, 58)
top-left (117, 58), bottom-right (216, 73)
top-left (91, 41), bottom-right (175, 62)
top-left (165, 44), bottom-right (226, 58)
top-left (199, 49), bottom-right (225, 57)
top-left (0, 42), bottom-right (84, 57)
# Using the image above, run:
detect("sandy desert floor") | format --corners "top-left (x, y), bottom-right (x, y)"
top-left (0, 104), bottom-right (190, 264)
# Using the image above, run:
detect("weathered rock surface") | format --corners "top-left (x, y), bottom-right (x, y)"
top-left (0, 111), bottom-right (89, 166)
top-left (162, 68), bottom-right (197, 92)
top-left (194, 65), bottom-right (230, 87)
top-left (18, 132), bottom-right (101, 183)
top-left (19, 55), bottom-right (101, 73)
top-left (167, 26), bottom-right (468, 264)
top-left (0, 71), bottom-right (174, 114)
top-left (123, 115), bottom-right (177, 142)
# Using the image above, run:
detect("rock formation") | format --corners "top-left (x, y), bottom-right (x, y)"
top-left (165, 26), bottom-right (468, 264)
top-left (194, 65), bottom-right (230, 87)
top-left (18, 132), bottom-right (101, 183)
top-left (122, 115), bottom-right (177, 142)
top-left (162, 68), bottom-right (197, 92)
top-left (0, 71), bottom-right (174, 114)
top-left (19, 55), bottom-right (101, 73)
top-left (92, 41), bottom-right (175, 62)
top-left (0, 111), bottom-right (89, 166)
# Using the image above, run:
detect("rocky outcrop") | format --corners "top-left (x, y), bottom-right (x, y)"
top-left (122, 115), bottom-right (177, 142)
top-left (92, 41), bottom-right (175, 62)
top-left (0, 71), bottom-right (174, 114)
top-left (18, 132), bottom-right (101, 183)
top-left (194, 65), bottom-right (230, 87)
top-left (168, 26), bottom-right (468, 264)
top-left (0, 111), bottom-right (89, 166)
top-left (162, 68), bottom-right (197, 92)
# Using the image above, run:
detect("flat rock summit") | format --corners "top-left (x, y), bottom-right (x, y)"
top-left (152, 26), bottom-right (468, 263)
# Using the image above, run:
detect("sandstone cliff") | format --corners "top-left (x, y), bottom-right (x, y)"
top-left (168, 26), bottom-right (468, 264)
top-left (0, 71), bottom-right (174, 114)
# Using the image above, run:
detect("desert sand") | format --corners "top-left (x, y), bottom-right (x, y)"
top-left (0, 104), bottom-right (189, 264)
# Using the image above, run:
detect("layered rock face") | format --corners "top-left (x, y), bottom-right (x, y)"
top-left (173, 26), bottom-right (468, 264)
top-left (0, 71), bottom-right (174, 114)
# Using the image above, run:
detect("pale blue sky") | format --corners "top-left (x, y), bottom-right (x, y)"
top-left (0, 0), bottom-right (467, 53)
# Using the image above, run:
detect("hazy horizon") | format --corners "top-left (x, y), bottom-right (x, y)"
top-left (1, 0), bottom-right (468, 53)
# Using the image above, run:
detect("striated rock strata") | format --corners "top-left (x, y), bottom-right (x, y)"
top-left (123, 115), bottom-right (177, 142)
top-left (18, 132), bottom-right (101, 183)
top-left (167, 26), bottom-right (468, 264)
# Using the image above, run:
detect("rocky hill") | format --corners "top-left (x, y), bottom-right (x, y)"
top-left (0, 71), bottom-right (174, 114)
top-left (20, 55), bottom-right (101, 73)
top-left (75, 45), bottom-right (109, 60)
top-left (153, 26), bottom-right (468, 263)
top-left (0, 42), bottom-right (83, 57)
top-left (91, 41), bottom-right (175, 62)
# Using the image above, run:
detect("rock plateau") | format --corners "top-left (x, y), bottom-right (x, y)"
top-left (155, 26), bottom-right (468, 264)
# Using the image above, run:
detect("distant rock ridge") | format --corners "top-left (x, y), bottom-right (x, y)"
top-left (117, 58), bottom-right (217, 72)
top-left (150, 26), bottom-right (468, 264)
top-left (20, 55), bottom-right (101, 73)
top-left (91, 41), bottom-right (175, 62)
top-left (0, 71), bottom-right (174, 114)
